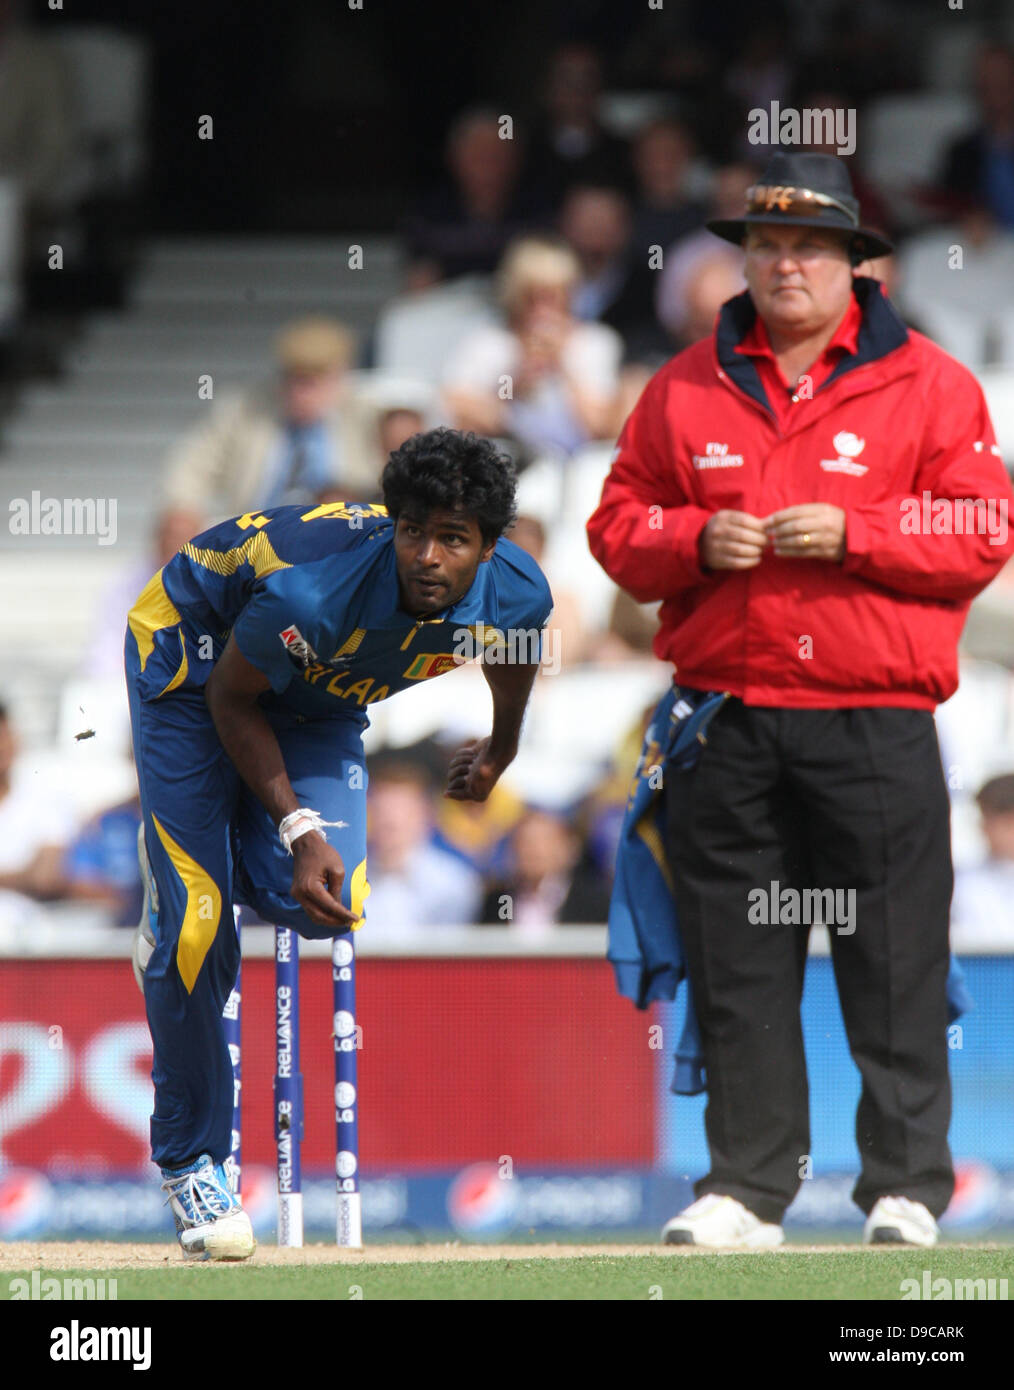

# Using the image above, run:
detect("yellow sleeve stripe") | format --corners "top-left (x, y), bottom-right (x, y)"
top-left (180, 530), bottom-right (291, 579)
top-left (299, 501), bottom-right (388, 523)
top-left (333, 627), bottom-right (367, 658)
top-left (151, 813), bottom-right (223, 994)
top-left (127, 569), bottom-right (183, 674)
top-left (157, 630), bottom-right (190, 698)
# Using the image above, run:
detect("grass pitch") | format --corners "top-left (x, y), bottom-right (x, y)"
top-left (3, 1241), bottom-right (1014, 1300)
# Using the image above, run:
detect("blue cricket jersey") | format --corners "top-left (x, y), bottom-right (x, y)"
top-left (126, 501), bottom-right (554, 727)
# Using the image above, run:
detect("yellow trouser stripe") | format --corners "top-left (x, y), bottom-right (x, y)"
top-left (349, 856), bottom-right (370, 929)
top-left (151, 813), bottom-right (223, 993)
top-left (127, 569), bottom-right (183, 673)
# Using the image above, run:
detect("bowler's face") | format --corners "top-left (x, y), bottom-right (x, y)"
top-left (743, 226), bottom-right (854, 337)
top-left (393, 509), bottom-right (494, 617)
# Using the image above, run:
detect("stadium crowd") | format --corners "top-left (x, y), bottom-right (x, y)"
top-left (2, 18), bottom-right (1014, 944)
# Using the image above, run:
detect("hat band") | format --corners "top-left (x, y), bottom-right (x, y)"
top-left (745, 184), bottom-right (858, 226)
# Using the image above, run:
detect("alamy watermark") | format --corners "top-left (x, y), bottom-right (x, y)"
top-left (900, 1270), bottom-right (1008, 1300)
top-left (747, 102), bottom-right (856, 157)
top-left (9, 491), bottom-right (117, 545)
top-left (9, 1272), bottom-right (118, 1300)
top-left (49, 1319), bottom-right (151, 1370)
top-left (748, 880), bottom-right (856, 935)
top-left (900, 492), bottom-right (1008, 546)
top-left (452, 621), bottom-right (561, 676)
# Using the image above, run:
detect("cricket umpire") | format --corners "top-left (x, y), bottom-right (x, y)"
top-left (587, 152), bottom-right (1014, 1247)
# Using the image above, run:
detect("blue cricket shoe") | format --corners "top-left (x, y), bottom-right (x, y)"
top-left (161, 1154), bottom-right (256, 1261)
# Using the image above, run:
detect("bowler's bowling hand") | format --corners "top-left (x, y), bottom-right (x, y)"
top-left (764, 504), bottom-right (847, 561)
top-left (444, 737), bottom-right (510, 802)
top-left (699, 510), bottom-right (769, 570)
top-left (290, 834), bottom-right (360, 928)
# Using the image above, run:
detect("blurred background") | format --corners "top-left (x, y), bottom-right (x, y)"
top-left (3, 0), bottom-right (1014, 1243)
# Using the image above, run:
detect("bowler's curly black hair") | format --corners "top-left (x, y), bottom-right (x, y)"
top-left (381, 428), bottom-right (517, 543)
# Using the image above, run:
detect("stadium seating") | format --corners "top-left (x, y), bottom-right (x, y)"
top-left (0, 236), bottom-right (404, 743)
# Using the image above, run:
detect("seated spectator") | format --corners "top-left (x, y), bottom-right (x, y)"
top-left (479, 807), bottom-right (612, 933)
top-left (368, 734), bottom-right (525, 879)
top-left (629, 117), bottom-right (707, 257)
top-left (0, 15), bottom-right (73, 211)
top-left (603, 587), bottom-right (660, 660)
top-left (376, 405), bottom-right (426, 462)
top-left (582, 703), bottom-right (659, 879)
top-left (519, 42), bottom-right (633, 212)
top-left (60, 793), bottom-right (143, 926)
top-left (609, 246), bottom-right (744, 437)
top-left (432, 779), bottom-right (526, 880)
top-left (676, 252), bottom-right (749, 348)
top-left (405, 107), bottom-right (547, 292)
top-left (0, 12), bottom-right (74, 335)
top-left (725, 18), bottom-right (794, 158)
top-left (364, 761), bottom-right (482, 937)
top-left (507, 513), bottom-right (587, 668)
top-left (159, 316), bottom-right (380, 532)
top-left (559, 184), bottom-right (670, 360)
top-left (316, 376), bottom-right (431, 507)
top-left (442, 235), bottom-right (621, 460)
top-left (938, 43), bottom-right (1014, 231)
top-left (951, 774), bottom-right (1014, 950)
top-left (655, 164), bottom-right (752, 345)
top-left (0, 701), bottom-right (77, 931)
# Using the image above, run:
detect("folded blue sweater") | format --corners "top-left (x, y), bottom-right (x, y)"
top-left (607, 684), bottom-right (972, 1097)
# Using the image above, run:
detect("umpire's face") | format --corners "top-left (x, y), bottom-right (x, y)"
top-left (743, 225), bottom-right (854, 340)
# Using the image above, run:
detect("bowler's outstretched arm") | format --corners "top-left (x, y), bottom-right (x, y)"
top-left (444, 657), bottom-right (540, 801)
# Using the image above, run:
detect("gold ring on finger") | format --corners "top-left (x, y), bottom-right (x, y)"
top-left (802, 532), bottom-right (811, 545)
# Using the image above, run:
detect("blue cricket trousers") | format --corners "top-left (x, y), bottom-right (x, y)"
top-left (125, 653), bottom-right (368, 1170)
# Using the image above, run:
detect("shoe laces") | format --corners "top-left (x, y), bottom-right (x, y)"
top-left (161, 1165), bottom-right (235, 1223)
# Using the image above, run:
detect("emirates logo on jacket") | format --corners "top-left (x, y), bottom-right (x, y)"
top-left (693, 441), bottom-right (745, 469)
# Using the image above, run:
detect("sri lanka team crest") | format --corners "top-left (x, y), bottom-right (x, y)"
top-left (403, 652), bottom-right (465, 679)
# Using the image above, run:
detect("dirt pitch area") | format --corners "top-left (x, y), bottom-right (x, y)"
top-left (2, 1239), bottom-right (1005, 1269)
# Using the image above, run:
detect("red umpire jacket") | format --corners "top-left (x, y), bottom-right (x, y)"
top-left (587, 277), bottom-right (1014, 709)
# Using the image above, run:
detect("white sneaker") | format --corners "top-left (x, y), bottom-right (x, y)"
top-left (132, 823), bottom-right (157, 992)
top-left (662, 1193), bottom-right (784, 1248)
top-left (863, 1196), bottom-right (939, 1247)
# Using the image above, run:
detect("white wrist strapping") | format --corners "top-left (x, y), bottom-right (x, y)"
top-left (278, 807), bottom-right (349, 854)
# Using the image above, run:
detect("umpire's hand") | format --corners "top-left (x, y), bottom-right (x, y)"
top-left (290, 834), bottom-right (360, 929)
top-left (765, 504), bottom-right (847, 561)
top-left (699, 510), bottom-right (769, 569)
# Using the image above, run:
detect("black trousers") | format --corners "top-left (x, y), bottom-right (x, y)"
top-left (663, 698), bottom-right (955, 1224)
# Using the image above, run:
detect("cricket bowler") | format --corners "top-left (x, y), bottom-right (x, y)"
top-left (125, 428), bottom-right (552, 1260)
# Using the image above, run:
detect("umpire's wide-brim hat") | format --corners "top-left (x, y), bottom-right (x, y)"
top-left (707, 152), bottom-right (893, 262)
